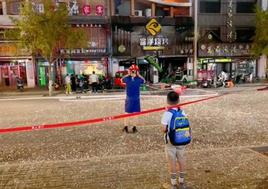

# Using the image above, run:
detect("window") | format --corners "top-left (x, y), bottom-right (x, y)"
top-left (200, 0), bottom-right (221, 13)
top-left (0, 2), bottom-right (3, 15)
top-left (236, 1), bottom-right (257, 13)
top-left (236, 28), bottom-right (255, 42)
top-left (6, 0), bottom-right (23, 15)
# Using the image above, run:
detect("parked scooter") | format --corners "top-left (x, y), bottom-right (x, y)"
top-left (16, 77), bottom-right (24, 92)
top-left (201, 78), bottom-right (214, 88)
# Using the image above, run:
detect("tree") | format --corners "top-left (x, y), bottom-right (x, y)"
top-left (252, 8), bottom-right (268, 56)
top-left (8, 0), bottom-right (87, 96)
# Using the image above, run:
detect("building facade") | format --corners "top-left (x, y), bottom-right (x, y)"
top-left (110, 0), bottom-right (194, 83)
top-left (0, 0), bottom-right (111, 88)
top-left (0, 0), bottom-right (34, 89)
top-left (1, 0), bottom-right (267, 89)
top-left (54, 0), bottom-right (111, 87)
top-left (197, 0), bottom-right (267, 80)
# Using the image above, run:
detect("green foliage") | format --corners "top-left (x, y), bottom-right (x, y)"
top-left (144, 56), bottom-right (163, 73)
top-left (252, 8), bottom-right (268, 56)
top-left (5, 0), bottom-right (87, 95)
top-left (9, 0), bottom-right (87, 62)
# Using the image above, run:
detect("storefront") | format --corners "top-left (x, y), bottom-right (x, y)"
top-left (112, 17), bottom-right (194, 83)
top-left (61, 25), bottom-right (109, 78)
top-left (62, 58), bottom-right (108, 75)
top-left (35, 23), bottom-right (110, 87)
top-left (0, 43), bottom-right (35, 88)
top-left (198, 43), bottom-right (256, 81)
top-left (36, 58), bottom-right (108, 87)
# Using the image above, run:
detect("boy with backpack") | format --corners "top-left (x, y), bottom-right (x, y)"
top-left (161, 91), bottom-right (192, 189)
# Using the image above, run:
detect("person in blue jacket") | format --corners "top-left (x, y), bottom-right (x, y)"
top-left (121, 64), bottom-right (145, 133)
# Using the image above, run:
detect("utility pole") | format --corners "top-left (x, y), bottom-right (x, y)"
top-left (193, 0), bottom-right (198, 80)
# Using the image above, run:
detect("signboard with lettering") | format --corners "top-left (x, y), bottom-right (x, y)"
top-left (96, 5), bottom-right (104, 16)
top-left (60, 48), bottom-right (106, 55)
top-left (140, 19), bottom-right (168, 51)
top-left (82, 5), bottom-right (91, 15)
top-left (199, 43), bottom-right (251, 57)
top-left (68, 0), bottom-right (105, 16)
top-left (146, 19), bottom-right (161, 36)
top-left (0, 43), bottom-right (30, 57)
top-left (139, 36), bottom-right (169, 51)
top-left (199, 58), bottom-right (232, 64)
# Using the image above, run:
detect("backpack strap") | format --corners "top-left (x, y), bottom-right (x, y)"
top-left (168, 109), bottom-right (179, 131)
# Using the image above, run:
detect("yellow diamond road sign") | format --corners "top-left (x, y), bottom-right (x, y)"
top-left (146, 19), bottom-right (161, 36)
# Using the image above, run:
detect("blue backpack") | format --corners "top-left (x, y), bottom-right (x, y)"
top-left (167, 109), bottom-right (192, 146)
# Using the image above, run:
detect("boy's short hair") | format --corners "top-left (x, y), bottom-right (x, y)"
top-left (167, 91), bottom-right (179, 105)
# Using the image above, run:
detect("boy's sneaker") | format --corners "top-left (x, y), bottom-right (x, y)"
top-left (122, 126), bottom-right (128, 133)
top-left (132, 126), bottom-right (138, 133)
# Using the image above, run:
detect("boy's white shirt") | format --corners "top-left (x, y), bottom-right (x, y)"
top-left (161, 108), bottom-right (186, 127)
top-left (90, 74), bottom-right (99, 83)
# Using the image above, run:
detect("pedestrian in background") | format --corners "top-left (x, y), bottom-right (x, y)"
top-left (90, 71), bottom-right (99, 93)
top-left (71, 74), bottom-right (76, 92)
top-left (65, 74), bottom-right (72, 95)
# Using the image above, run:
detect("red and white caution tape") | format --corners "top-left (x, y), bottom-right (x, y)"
top-left (0, 94), bottom-right (224, 134)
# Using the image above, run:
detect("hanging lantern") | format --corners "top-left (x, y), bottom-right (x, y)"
top-left (83, 5), bottom-right (91, 15)
top-left (96, 5), bottom-right (104, 16)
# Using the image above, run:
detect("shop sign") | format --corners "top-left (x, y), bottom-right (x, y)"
top-left (199, 58), bottom-right (232, 64)
top-left (0, 43), bottom-right (30, 57)
top-left (141, 19), bottom-right (168, 51)
top-left (82, 5), bottom-right (91, 15)
top-left (199, 43), bottom-right (251, 57)
top-left (60, 48), bottom-right (106, 55)
top-left (139, 36), bottom-right (169, 51)
top-left (146, 19), bottom-right (161, 36)
top-left (96, 5), bottom-right (104, 16)
top-left (68, 0), bottom-right (105, 16)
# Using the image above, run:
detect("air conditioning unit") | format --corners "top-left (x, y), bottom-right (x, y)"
top-left (134, 10), bottom-right (143, 17)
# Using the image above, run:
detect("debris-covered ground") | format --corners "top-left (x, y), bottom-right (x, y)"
top-left (0, 87), bottom-right (267, 189)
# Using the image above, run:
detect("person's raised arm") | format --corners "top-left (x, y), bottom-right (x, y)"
top-left (121, 71), bottom-right (130, 83)
top-left (137, 71), bottom-right (146, 83)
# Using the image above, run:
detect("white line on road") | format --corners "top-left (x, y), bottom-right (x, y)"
top-left (0, 90), bottom-right (218, 102)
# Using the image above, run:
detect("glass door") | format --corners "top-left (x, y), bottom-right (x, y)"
top-left (39, 66), bottom-right (47, 86)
